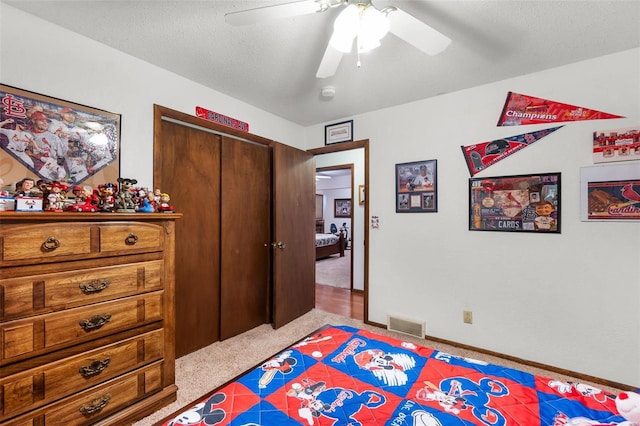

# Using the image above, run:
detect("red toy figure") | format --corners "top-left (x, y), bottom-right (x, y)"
top-left (97, 182), bottom-right (117, 212)
top-left (45, 181), bottom-right (68, 212)
top-left (66, 185), bottom-right (98, 212)
top-left (158, 192), bottom-right (174, 212)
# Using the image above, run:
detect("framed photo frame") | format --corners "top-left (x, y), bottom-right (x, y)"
top-left (358, 184), bottom-right (365, 205)
top-left (334, 198), bottom-right (352, 218)
top-left (580, 163), bottom-right (640, 221)
top-left (0, 84), bottom-right (121, 190)
top-left (325, 120), bottom-right (353, 145)
top-left (315, 194), bottom-right (324, 220)
top-left (593, 126), bottom-right (640, 164)
top-left (395, 159), bottom-right (437, 212)
top-left (469, 172), bottom-right (561, 233)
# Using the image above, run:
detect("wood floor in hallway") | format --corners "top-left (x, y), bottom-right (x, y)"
top-left (315, 284), bottom-right (364, 320)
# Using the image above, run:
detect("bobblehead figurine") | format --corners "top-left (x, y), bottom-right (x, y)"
top-left (98, 182), bottom-right (117, 212)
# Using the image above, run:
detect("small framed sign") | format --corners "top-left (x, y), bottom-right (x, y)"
top-left (325, 120), bottom-right (353, 145)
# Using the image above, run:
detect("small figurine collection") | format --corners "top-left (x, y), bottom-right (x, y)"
top-left (0, 176), bottom-right (174, 213)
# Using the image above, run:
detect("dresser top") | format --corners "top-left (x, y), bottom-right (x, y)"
top-left (0, 212), bottom-right (183, 222)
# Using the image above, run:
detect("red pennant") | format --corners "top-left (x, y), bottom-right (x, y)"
top-left (461, 126), bottom-right (563, 176)
top-left (497, 92), bottom-right (623, 126)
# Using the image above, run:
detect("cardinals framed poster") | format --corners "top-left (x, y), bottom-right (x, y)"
top-left (0, 84), bottom-right (121, 190)
top-left (580, 163), bottom-right (640, 221)
top-left (469, 172), bottom-right (561, 233)
top-left (586, 180), bottom-right (640, 220)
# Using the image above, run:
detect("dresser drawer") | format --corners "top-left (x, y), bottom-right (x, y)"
top-left (0, 292), bottom-right (163, 364)
top-left (3, 361), bottom-right (164, 426)
top-left (99, 223), bottom-right (163, 254)
top-left (0, 223), bottom-right (93, 263)
top-left (0, 222), bottom-right (164, 266)
top-left (0, 260), bottom-right (164, 320)
top-left (0, 329), bottom-right (164, 420)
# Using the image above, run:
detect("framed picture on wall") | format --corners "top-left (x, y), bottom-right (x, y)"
top-left (334, 198), bottom-right (352, 218)
top-left (315, 194), bottom-right (324, 219)
top-left (469, 172), bottom-right (561, 233)
top-left (592, 125), bottom-right (640, 163)
top-left (325, 120), bottom-right (353, 145)
top-left (0, 84), bottom-right (121, 190)
top-left (395, 159), bottom-right (437, 212)
top-left (580, 162), bottom-right (640, 221)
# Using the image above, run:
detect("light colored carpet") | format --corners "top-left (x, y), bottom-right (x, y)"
top-left (315, 253), bottom-right (350, 288)
top-left (133, 309), bottom-right (624, 426)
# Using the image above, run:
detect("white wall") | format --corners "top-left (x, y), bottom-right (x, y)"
top-left (0, 5), bottom-right (305, 189)
top-left (305, 49), bottom-right (640, 387)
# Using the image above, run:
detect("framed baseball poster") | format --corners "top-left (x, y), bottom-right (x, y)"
top-left (580, 162), bottom-right (640, 221)
top-left (469, 172), bottom-right (561, 233)
top-left (0, 84), bottom-right (121, 190)
top-left (334, 198), bottom-right (352, 218)
top-left (395, 159), bottom-right (437, 213)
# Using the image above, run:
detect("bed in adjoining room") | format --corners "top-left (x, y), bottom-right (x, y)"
top-left (315, 231), bottom-right (344, 260)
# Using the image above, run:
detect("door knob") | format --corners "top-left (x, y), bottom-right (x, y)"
top-left (271, 241), bottom-right (286, 249)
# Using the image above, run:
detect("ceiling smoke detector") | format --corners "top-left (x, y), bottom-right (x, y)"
top-left (321, 86), bottom-right (336, 98)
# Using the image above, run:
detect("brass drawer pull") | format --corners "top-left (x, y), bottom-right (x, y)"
top-left (42, 236), bottom-right (61, 251)
top-left (79, 357), bottom-right (111, 377)
top-left (125, 233), bottom-right (138, 245)
top-left (79, 314), bottom-right (112, 331)
top-left (79, 393), bottom-right (111, 416)
top-left (79, 279), bottom-right (111, 294)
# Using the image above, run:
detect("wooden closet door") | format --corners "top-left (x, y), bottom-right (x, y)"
top-left (272, 142), bottom-right (316, 328)
top-left (220, 137), bottom-right (271, 339)
top-left (158, 120), bottom-right (221, 357)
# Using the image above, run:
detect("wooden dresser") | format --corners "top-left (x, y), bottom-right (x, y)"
top-left (0, 212), bottom-right (180, 425)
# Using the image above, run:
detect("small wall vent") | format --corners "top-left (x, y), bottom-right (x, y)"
top-left (387, 315), bottom-right (425, 339)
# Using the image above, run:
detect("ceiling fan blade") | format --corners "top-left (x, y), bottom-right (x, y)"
top-left (225, 0), bottom-right (321, 26)
top-left (316, 42), bottom-right (344, 78)
top-left (387, 7), bottom-right (451, 56)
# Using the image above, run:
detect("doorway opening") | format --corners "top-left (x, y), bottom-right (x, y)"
top-left (308, 140), bottom-right (369, 322)
top-left (314, 165), bottom-right (362, 320)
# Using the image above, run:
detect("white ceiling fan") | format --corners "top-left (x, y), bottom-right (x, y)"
top-left (225, 0), bottom-right (452, 78)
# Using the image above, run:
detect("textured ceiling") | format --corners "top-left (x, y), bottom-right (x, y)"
top-left (4, 0), bottom-right (640, 126)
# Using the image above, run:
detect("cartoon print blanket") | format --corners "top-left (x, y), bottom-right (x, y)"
top-left (160, 325), bottom-right (626, 426)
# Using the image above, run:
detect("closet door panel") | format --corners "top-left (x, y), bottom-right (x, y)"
top-left (158, 120), bottom-right (221, 357)
top-left (272, 142), bottom-right (316, 328)
top-left (220, 137), bottom-right (271, 339)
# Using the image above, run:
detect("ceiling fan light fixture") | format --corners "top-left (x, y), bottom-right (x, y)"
top-left (330, 4), bottom-right (359, 53)
top-left (330, 2), bottom-right (390, 54)
top-left (329, 30), bottom-right (355, 53)
top-left (357, 34), bottom-right (381, 53)
top-left (357, 5), bottom-right (389, 52)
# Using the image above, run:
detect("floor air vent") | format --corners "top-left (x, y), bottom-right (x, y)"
top-left (387, 315), bottom-right (425, 339)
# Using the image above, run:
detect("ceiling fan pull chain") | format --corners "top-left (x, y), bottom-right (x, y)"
top-left (357, 35), bottom-right (362, 68)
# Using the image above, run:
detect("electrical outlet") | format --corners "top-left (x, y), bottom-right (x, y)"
top-left (463, 310), bottom-right (473, 324)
